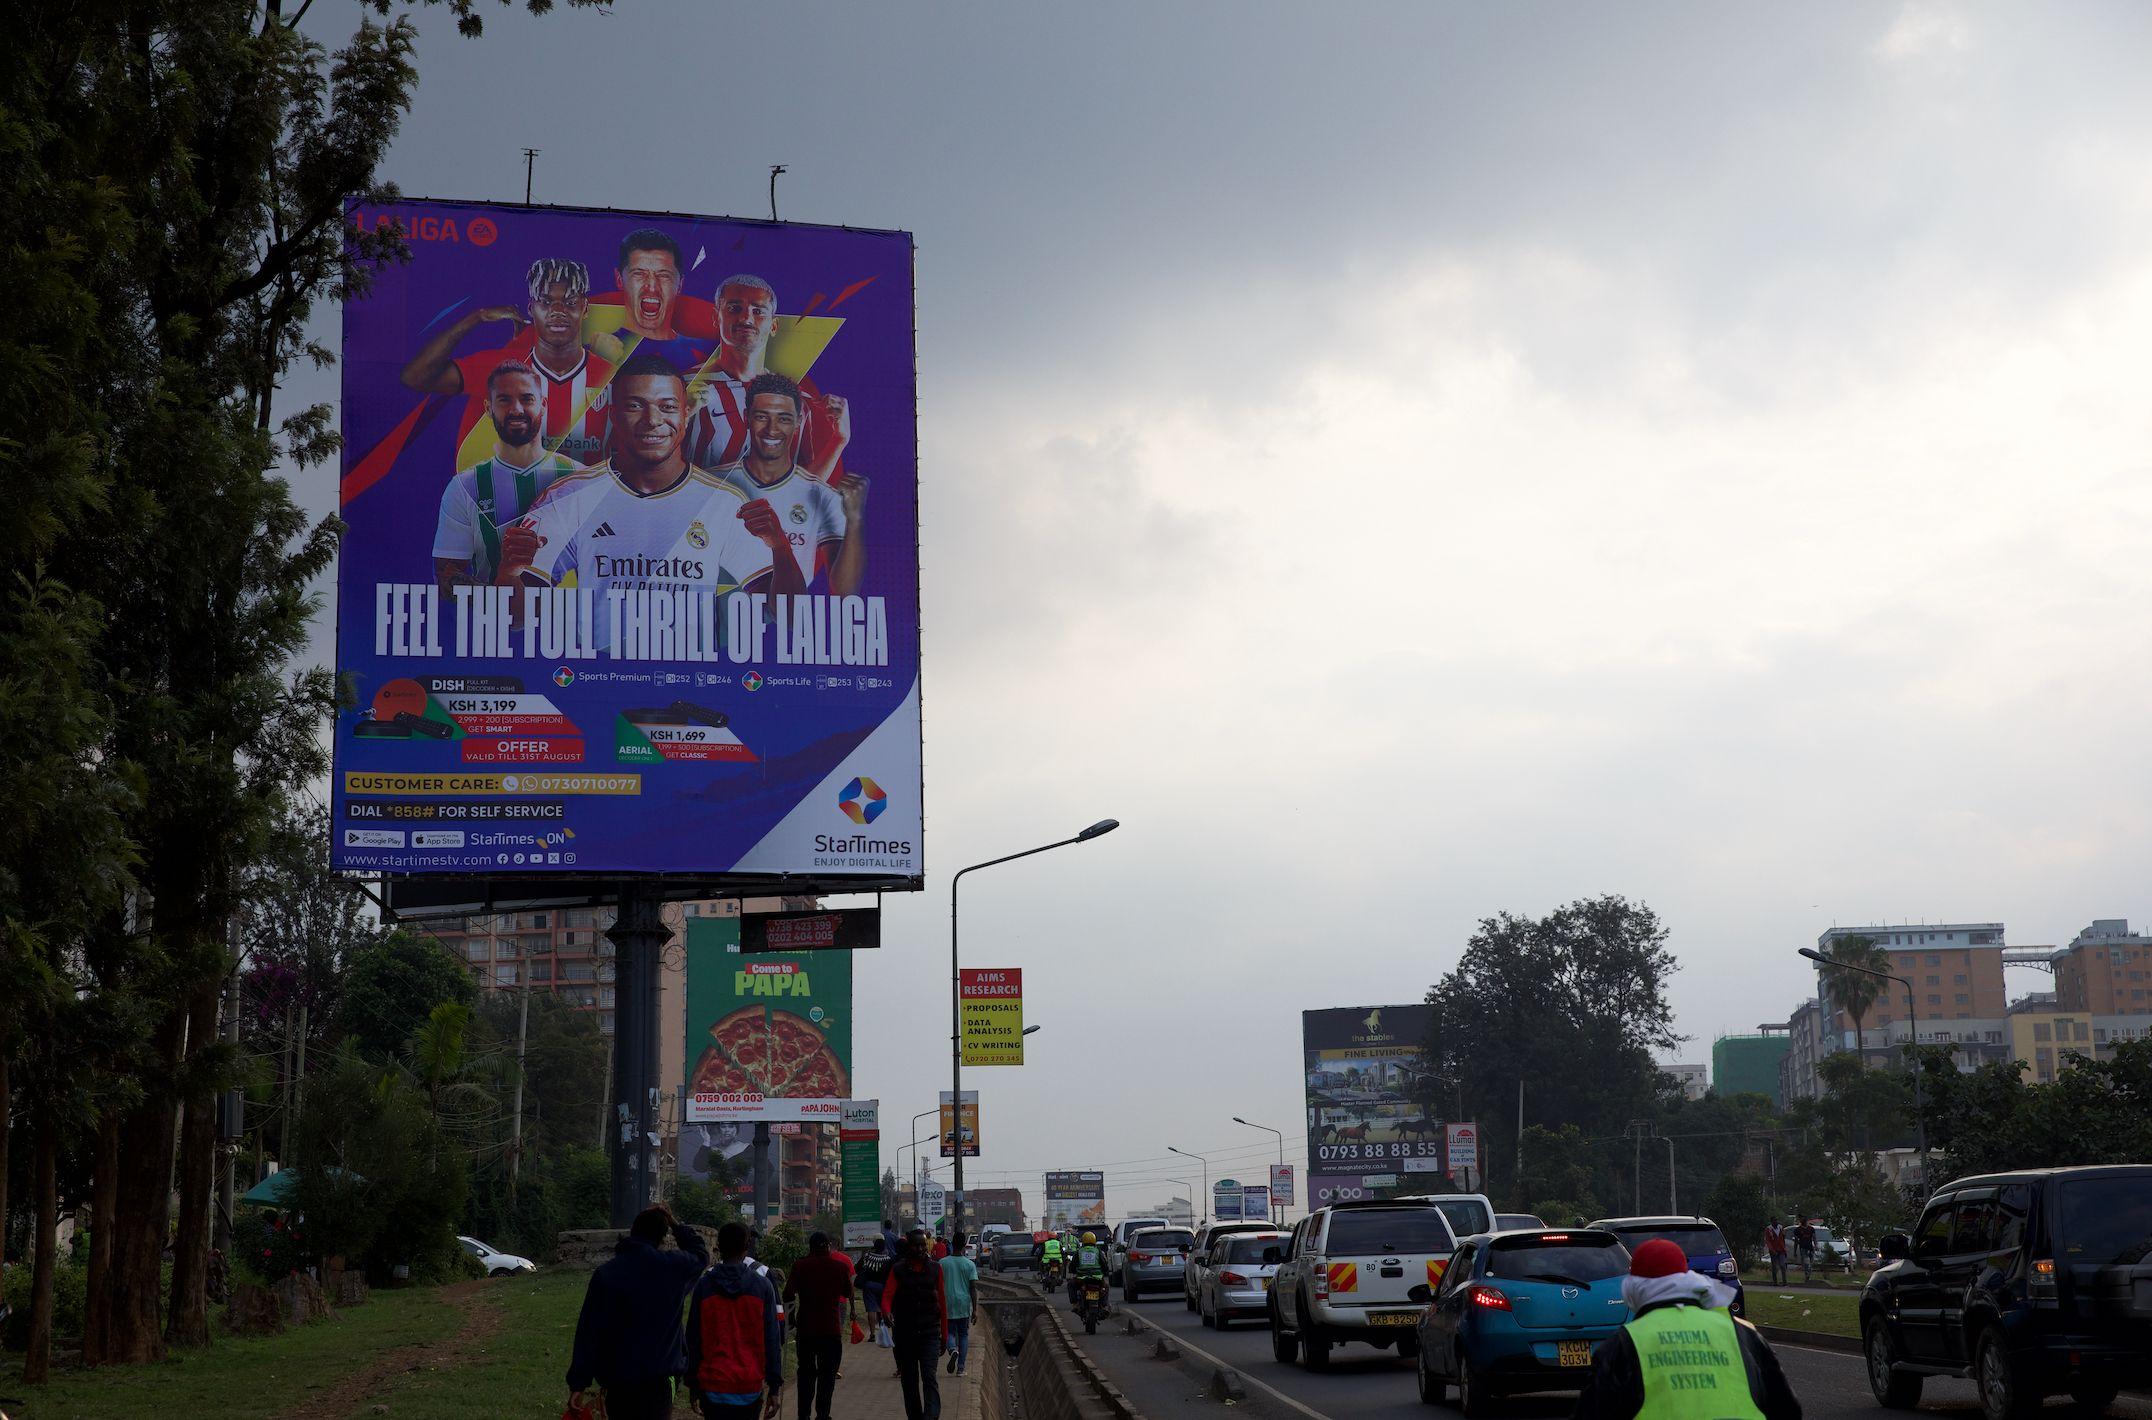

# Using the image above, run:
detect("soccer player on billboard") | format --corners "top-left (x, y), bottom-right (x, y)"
top-left (587, 228), bottom-right (711, 372)
top-left (718, 372), bottom-right (869, 595)
top-left (684, 272), bottom-right (852, 479)
top-left (430, 360), bottom-right (585, 596)
top-left (493, 353), bottom-right (804, 644)
top-left (398, 258), bottom-right (613, 464)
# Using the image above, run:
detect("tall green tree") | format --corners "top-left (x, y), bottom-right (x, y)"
top-left (335, 932), bottom-right (478, 1064)
top-left (1815, 935), bottom-right (1893, 1059)
top-left (1422, 896), bottom-right (1681, 1201)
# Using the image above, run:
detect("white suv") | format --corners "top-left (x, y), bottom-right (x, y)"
top-left (1268, 1200), bottom-right (1457, 1371)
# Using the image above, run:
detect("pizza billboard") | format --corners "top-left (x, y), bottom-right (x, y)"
top-left (684, 915), bottom-right (852, 1122)
top-left (331, 197), bottom-right (921, 887)
top-left (1303, 1004), bottom-right (1447, 1206)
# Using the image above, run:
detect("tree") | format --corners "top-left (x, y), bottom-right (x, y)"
top-left (1702, 1173), bottom-right (1770, 1268)
top-left (1815, 935), bottom-right (1893, 1062)
top-left (2, 0), bottom-right (590, 1371)
top-left (291, 1046), bottom-right (469, 1284)
top-left (469, 991), bottom-right (607, 1165)
top-left (335, 932), bottom-right (478, 1064)
top-left (1515, 1125), bottom-right (1598, 1217)
top-left (1423, 896), bottom-right (1682, 1197)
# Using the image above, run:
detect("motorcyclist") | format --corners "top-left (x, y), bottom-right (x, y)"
top-left (1038, 1231), bottom-right (1064, 1287)
top-left (1069, 1230), bottom-right (1107, 1310)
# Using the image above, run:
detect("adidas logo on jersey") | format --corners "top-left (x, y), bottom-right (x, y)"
top-left (591, 522), bottom-right (617, 537)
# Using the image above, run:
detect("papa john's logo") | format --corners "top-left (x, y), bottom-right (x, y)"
top-left (837, 776), bottom-right (887, 824)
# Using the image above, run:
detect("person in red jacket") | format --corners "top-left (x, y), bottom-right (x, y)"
top-left (781, 1231), bottom-right (854, 1420)
top-left (881, 1230), bottom-right (949, 1420)
top-left (686, 1222), bottom-right (784, 1419)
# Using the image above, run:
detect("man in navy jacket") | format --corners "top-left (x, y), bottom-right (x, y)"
top-left (566, 1204), bottom-right (710, 1420)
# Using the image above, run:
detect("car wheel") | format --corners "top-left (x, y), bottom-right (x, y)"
top-left (1457, 1351), bottom-right (1489, 1418)
top-left (1976, 1328), bottom-right (2037, 1420)
top-left (1864, 1317), bottom-right (1923, 1409)
top-left (1397, 1332), bottom-right (1420, 1359)
top-left (489, 1268), bottom-right (511, 1278)
top-left (2068, 1384), bottom-right (2119, 1416)
top-left (1301, 1325), bottom-right (1332, 1373)
top-left (1269, 1302), bottom-right (1298, 1364)
top-left (1418, 1345), bottom-right (1447, 1406)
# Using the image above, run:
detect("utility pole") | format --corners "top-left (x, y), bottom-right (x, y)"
top-left (522, 148), bottom-right (539, 205)
top-left (292, 1004), bottom-right (308, 1161)
top-left (1515, 1078), bottom-right (1525, 1188)
top-left (510, 960), bottom-right (531, 1199)
top-left (215, 918), bottom-right (241, 1255)
top-left (768, 165), bottom-right (786, 222)
top-left (1663, 1132), bottom-right (1677, 1213)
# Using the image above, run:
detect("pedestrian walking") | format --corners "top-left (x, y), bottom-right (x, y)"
top-left (686, 1221), bottom-right (786, 1420)
top-left (1571, 1237), bottom-right (1802, 1420)
top-left (1763, 1218), bottom-right (1789, 1286)
top-left (782, 1231), bottom-right (853, 1420)
top-left (1792, 1217), bottom-right (1818, 1284)
top-left (857, 1237), bottom-right (895, 1348)
top-left (881, 1229), bottom-right (949, 1420)
top-left (939, 1231), bottom-right (979, 1377)
top-left (882, 1217), bottom-right (904, 1256)
top-left (565, 1204), bottom-right (711, 1420)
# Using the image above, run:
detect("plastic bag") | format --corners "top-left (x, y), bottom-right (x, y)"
top-left (850, 1316), bottom-right (868, 1344)
top-left (562, 1395), bottom-right (606, 1420)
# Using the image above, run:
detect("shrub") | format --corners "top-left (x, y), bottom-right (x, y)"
top-left (3, 1261), bottom-right (88, 1348)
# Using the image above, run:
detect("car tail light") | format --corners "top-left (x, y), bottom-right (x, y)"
top-left (1220, 1270), bottom-right (1248, 1286)
top-left (2032, 1258), bottom-right (2057, 1299)
top-left (1471, 1286), bottom-right (1512, 1311)
top-left (1130, 1252), bottom-right (1149, 1264)
top-left (1313, 1269), bottom-right (1330, 1299)
top-left (1717, 1259), bottom-right (1738, 1278)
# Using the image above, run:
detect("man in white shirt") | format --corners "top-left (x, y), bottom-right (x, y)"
top-left (494, 353), bottom-right (804, 647)
top-left (717, 370), bottom-right (869, 596)
top-left (432, 360), bottom-right (583, 596)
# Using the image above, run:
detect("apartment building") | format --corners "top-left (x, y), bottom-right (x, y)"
top-left (1778, 998), bottom-right (1829, 1104)
top-left (2051, 920), bottom-right (2152, 1016)
top-left (1814, 923), bottom-right (2007, 1048)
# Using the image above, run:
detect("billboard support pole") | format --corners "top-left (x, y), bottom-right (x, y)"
top-left (606, 886), bottom-right (665, 1227)
top-left (751, 1121), bottom-right (771, 1227)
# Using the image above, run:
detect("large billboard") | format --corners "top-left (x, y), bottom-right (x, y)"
top-left (332, 198), bottom-right (920, 886)
top-left (1043, 1170), bottom-right (1106, 1231)
top-left (683, 916), bottom-right (852, 1123)
top-left (1303, 1005), bottom-right (1449, 1206)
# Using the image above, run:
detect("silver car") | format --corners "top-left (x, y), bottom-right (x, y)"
top-left (1183, 1218), bottom-right (1292, 1310)
top-left (1198, 1229), bottom-right (1287, 1329)
top-left (1120, 1226), bottom-right (1195, 1301)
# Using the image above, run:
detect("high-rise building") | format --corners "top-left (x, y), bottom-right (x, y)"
top-left (1662, 1063), bottom-right (1709, 1100)
top-left (1710, 1034), bottom-right (1789, 1106)
top-left (1813, 923), bottom-right (2008, 1054)
top-left (2051, 920), bottom-right (2152, 1016)
top-left (1778, 999), bottom-right (1829, 1104)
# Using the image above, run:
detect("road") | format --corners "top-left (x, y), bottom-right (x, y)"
top-left (1046, 1281), bottom-right (2152, 1420)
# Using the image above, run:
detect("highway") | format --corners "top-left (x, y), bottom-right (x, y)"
top-left (1042, 1281), bottom-right (2152, 1420)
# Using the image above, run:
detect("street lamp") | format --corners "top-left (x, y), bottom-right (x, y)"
top-left (1158, 1179), bottom-right (1194, 1227)
top-left (1799, 946), bottom-right (1929, 1185)
top-left (1233, 1116), bottom-right (1288, 1220)
top-left (1168, 1145), bottom-right (1209, 1221)
top-left (951, 818), bottom-right (1120, 1236)
top-left (897, 1108), bottom-right (935, 1227)
top-left (1022, 1025), bottom-right (1042, 1036)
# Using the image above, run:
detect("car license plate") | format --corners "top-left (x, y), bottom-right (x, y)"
top-left (1558, 1341), bottom-right (1592, 1367)
top-left (1262, 1278), bottom-right (1273, 1291)
top-left (1369, 1311), bottom-right (1419, 1327)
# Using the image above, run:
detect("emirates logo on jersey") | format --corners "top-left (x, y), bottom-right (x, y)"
top-left (686, 520), bottom-right (709, 549)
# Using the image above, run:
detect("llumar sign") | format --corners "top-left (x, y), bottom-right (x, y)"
top-left (959, 967), bottom-right (1023, 1065)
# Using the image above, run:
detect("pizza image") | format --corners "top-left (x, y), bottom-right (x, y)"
top-left (690, 1005), bottom-right (850, 1101)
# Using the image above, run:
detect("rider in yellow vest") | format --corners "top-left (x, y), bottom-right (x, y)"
top-left (1571, 1238), bottom-right (1801, 1420)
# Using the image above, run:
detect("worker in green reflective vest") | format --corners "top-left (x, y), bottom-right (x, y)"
top-left (1571, 1238), bottom-right (1801, 1420)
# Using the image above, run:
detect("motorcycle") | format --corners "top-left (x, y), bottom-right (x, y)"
top-left (1042, 1258), bottom-right (1064, 1291)
top-left (1078, 1275), bottom-right (1109, 1335)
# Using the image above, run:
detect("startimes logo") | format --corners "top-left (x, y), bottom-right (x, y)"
top-left (836, 775), bottom-right (887, 824)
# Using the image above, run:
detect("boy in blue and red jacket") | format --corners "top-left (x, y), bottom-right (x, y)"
top-left (686, 1221), bottom-right (785, 1419)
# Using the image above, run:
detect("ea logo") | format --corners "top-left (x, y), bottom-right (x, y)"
top-left (467, 216), bottom-right (498, 247)
top-left (837, 775), bottom-right (887, 824)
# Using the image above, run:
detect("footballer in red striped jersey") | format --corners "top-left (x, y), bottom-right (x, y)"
top-left (398, 257), bottom-right (614, 464)
top-left (683, 272), bottom-right (852, 481)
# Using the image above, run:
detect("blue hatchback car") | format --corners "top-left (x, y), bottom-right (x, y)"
top-left (1588, 1216), bottom-right (1745, 1318)
top-left (1415, 1229), bottom-right (1633, 1414)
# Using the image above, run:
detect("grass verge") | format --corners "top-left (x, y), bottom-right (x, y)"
top-left (0, 1285), bottom-right (459, 1420)
top-left (1744, 1289), bottom-right (1861, 1337)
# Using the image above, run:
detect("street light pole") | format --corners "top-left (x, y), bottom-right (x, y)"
top-left (1168, 1145), bottom-right (1210, 1222)
top-left (1798, 946), bottom-right (1929, 1188)
top-left (1232, 1116), bottom-right (1287, 1220)
top-left (950, 819), bottom-right (1119, 1239)
top-left (898, 1108), bottom-right (934, 1227)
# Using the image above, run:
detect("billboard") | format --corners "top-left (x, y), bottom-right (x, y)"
top-left (1270, 1163), bottom-right (1295, 1207)
top-left (684, 916), bottom-right (852, 1122)
top-left (840, 1100), bottom-right (880, 1249)
top-left (1303, 1005), bottom-right (1447, 1206)
top-left (1213, 1178), bottom-right (1243, 1220)
top-left (332, 197), bottom-right (921, 887)
top-left (1044, 1170), bottom-right (1106, 1231)
top-left (959, 968), bottom-right (1024, 1065)
top-left (938, 1090), bottom-right (979, 1158)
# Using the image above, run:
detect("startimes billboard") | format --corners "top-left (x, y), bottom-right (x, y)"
top-left (331, 198), bottom-right (920, 883)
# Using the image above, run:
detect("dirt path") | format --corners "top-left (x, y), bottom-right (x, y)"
top-left (278, 1280), bottom-right (503, 1420)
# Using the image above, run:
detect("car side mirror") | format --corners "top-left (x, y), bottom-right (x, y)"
top-left (1878, 1233), bottom-right (1910, 1261)
top-left (1263, 1247), bottom-right (1282, 1265)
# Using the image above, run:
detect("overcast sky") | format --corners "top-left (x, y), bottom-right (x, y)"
top-left (301, 1), bottom-right (2152, 1214)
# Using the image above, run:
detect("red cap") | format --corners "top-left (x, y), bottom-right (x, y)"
top-left (1630, 1238), bottom-right (1690, 1278)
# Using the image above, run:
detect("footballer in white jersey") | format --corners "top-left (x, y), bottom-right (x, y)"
top-left (723, 371), bottom-right (872, 595)
top-left (493, 353), bottom-right (805, 644)
top-left (431, 361), bottom-right (583, 598)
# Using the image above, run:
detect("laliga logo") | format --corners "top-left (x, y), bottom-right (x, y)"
top-left (837, 776), bottom-right (887, 825)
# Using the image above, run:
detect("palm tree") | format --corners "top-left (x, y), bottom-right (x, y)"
top-left (1818, 935), bottom-right (1895, 1062)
